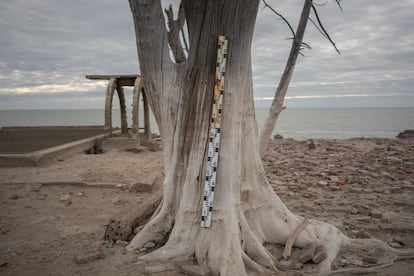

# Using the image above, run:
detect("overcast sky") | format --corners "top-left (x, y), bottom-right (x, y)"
top-left (0, 0), bottom-right (413, 109)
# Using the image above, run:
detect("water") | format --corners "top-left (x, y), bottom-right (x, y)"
top-left (255, 108), bottom-right (414, 140)
top-left (1, 108), bottom-right (413, 140)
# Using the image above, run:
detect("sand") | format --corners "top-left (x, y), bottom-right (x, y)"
top-left (0, 138), bottom-right (413, 275)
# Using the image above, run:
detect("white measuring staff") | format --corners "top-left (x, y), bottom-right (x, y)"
top-left (201, 36), bottom-right (228, 228)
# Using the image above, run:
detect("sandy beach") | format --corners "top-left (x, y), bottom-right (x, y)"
top-left (0, 137), bottom-right (413, 275)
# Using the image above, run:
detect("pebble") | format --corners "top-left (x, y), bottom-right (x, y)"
top-left (60, 194), bottom-right (71, 201)
top-left (180, 264), bottom-right (211, 276)
top-left (312, 245), bottom-right (327, 264)
top-left (372, 188), bottom-right (385, 193)
top-left (115, 240), bottom-right (129, 246)
top-left (370, 211), bottom-right (383, 219)
top-left (299, 242), bottom-right (316, 263)
top-left (277, 260), bottom-right (292, 271)
top-left (73, 250), bottom-right (105, 264)
top-left (389, 241), bottom-right (402, 248)
top-left (355, 230), bottom-right (368, 239)
top-left (329, 176), bottom-right (339, 182)
top-left (144, 263), bottom-right (175, 273)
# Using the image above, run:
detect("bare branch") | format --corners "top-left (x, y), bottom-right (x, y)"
top-left (308, 17), bottom-right (328, 39)
top-left (311, 4), bottom-right (341, 55)
top-left (335, 0), bottom-right (344, 12)
top-left (262, 0), bottom-right (296, 39)
top-left (177, 3), bottom-right (186, 29)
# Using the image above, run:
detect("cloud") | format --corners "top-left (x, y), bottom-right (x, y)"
top-left (0, 0), bottom-right (413, 108)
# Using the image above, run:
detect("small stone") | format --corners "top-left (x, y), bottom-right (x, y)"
top-left (180, 264), bottom-right (211, 276)
top-left (60, 194), bottom-right (71, 201)
top-left (372, 188), bottom-right (385, 193)
top-left (277, 260), bottom-right (292, 271)
top-left (329, 176), bottom-right (339, 182)
top-left (73, 250), bottom-right (105, 264)
top-left (290, 262), bottom-right (303, 270)
top-left (389, 241), bottom-right (402, 248)
top-left (143, 241), bottom-right (156, 249)
top-left (115, 184), bottom-right (127, 190)
top-left (337, 258), bottom-right (348, 267)
top-left (77, 192), bottom-right (85, 197)
top-left (145, 263), bottom-right (175, 273)
top-left (102, 240), bottom-right (114, 248)
top-left (115, 240), bottom-right (129, 246)
top-left (129, 182), bottom-right (152, 193)
top-left (370, 212), bottom-right (383, 219)
top-left (355, 230), bottom-right (368, 239)
top-left (312, 245), bottom-right (327, 264)
top-left (328, 169), bottom-right (337, 176)
top-left (299, 242), bottom-right (317, 263)
top-left (350, 208), bottom-right (359, 214)
top-left (10, 194), bottom-right (20, 200)
top-left (308, 140), bottom-right (316, 150)
top-left (349, 187), bottom-right (362, 193)
top-left (337, 179), bottom-right (346, 185)
top-left (318, 181), bottom-right (328, 186)
top-left (274, 134), bottom-right (283, 140)
top-left (37, 195), bottom-right (47, 200)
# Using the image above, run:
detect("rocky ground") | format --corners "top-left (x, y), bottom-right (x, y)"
top-left (0, 138), bottom-right (413, 275)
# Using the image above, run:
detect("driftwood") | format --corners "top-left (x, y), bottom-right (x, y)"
top-left (103, 174), bottom-right (164, 241)
top-left (282, 216), bottom-right (309, 259)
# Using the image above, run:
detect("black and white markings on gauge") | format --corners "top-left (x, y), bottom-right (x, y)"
top-left (201, 36), bottom-right (228, 228)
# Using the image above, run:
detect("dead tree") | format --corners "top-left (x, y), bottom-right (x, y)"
top-left (259, 0), bottom-right (312, 157)
top-left (259, 0), bottom-right (341, 157)
top-left (126, 1), bottom-right (414, 275)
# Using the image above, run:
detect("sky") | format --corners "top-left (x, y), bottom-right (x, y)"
top-left (0, 0), bottom-right (413, 109)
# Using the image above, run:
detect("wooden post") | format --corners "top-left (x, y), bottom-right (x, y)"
top-left (104, 78), bottom-right (117, 137)
top-left (132, 77), bottom-right (142, 144)
top-left (116, 84), bottom-right (128, 134)
top-left (142, 89), bottom-right (152, 143)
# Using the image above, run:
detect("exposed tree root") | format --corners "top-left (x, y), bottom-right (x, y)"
top-left (282, 216), bottom-right (309, 259)
top-left (322, 238), bottom-right (414, 275)
top-left (126, 204), bottom-right (174, 251)
top-left (103, 174), bottom-right (163, 241)
top-left (322, 253), bottom-right (414, 275)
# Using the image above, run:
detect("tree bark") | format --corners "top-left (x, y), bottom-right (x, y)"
top-left (126, 0), bottom-right (349, 275)
top-left (259, 0), bottom-right (313, 157)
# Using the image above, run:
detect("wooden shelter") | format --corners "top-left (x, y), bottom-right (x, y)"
top-left (85, 74), bottom-right (152, 144)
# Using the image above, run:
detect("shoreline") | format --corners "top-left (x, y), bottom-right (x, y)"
top-left (0, 137), bottom-right (413, 275)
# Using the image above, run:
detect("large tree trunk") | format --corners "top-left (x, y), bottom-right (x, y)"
top-left (125, 1), bottom-right (398, 275)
